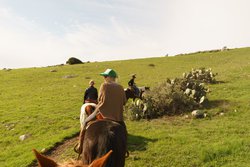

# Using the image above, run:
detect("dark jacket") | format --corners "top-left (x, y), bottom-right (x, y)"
top-left (84, 86), bottom-right (98, 102)
top-left (128, 78), bottom-right (135, 87)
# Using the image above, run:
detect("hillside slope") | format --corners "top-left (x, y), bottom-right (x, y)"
top-left (0, 47), bottom-right (250, 166)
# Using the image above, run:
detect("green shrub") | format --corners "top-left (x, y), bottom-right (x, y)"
top-left (125, 103), bottom-right (142, 121)
top-left (126, 75), bottom-right (213, 120)
top-left (144, 79), bottom-right (199, 117)
top-left (66, 57), bottom-right (83, 65)
top-left (126, 68), bottom-right (216, 120)
top-left (126, 78), bottom-right (202, 120)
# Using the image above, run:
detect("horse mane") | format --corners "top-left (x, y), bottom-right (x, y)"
top-left (81, 120), bottom-right (127, 167)
top-left (60, 160), bottom-right (85, 167)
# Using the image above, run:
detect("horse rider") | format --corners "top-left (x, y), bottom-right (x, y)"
top-left (83, 80), bottom-right (98, 104)
top-left (128, 74), bottom-right (140, 97)
top-left (76, 69), bottom-right (128, 154)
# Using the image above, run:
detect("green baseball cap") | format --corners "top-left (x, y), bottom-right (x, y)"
top-left (100, 69), bottom-right (118, 78)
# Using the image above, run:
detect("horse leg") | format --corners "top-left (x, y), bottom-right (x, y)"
top-left (139, 91), bottom-right (144, 99)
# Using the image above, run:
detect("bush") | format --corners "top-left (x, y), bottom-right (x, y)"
top-left (126, 68), bottom-right (217, 121)
top-left (66, 57), bottom-right (83, 65)
top-left (125, 102), bottom-right (143, 121)
top-left (148, 63), bottom-right (155, 67)
top-left (126, 77), bottom-right (211, 120)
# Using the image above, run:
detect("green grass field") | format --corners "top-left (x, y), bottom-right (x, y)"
top-left (0, 47), bottom-right (250, 167)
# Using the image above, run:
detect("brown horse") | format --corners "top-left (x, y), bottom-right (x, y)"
top-left (33, 149), bottom-right (112, 167)
top-left (79, 120), bottom-right (127, 167)
top-left (124, 86), bottom-right (150, 101)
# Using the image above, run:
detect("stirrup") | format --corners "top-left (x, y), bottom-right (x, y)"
top-left (74, 143), bottom-right (82, 160)
top-left (74, 143), bottom-right (80, 154)
top-left (125, 150), bottom-right (129, 158)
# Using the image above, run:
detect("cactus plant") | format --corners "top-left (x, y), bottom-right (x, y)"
top-left (183, 67), bottom-right (217, 83)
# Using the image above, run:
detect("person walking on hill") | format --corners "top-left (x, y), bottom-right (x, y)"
top-left (83, 80), bottom-right (98, 104)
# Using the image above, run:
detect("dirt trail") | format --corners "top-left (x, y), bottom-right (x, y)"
top-left (46, 136), bottom-right (79, 160)
top-left (28, 134), bottom-right (79, 167)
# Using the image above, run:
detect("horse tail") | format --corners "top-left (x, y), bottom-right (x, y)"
top-left (85, 105), bottom-right (95, 116)
top-left (80, 103), bottom-right (97, 130)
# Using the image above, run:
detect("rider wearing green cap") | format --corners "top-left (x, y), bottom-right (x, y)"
top-left (100, 68), bottom-right (118, 78)
top-left (96, 68), bottom-right (127, 122)
top-left (76, 69), bottom-right (127, 154)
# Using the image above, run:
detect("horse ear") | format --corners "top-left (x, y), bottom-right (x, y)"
top-left (32, 149), bottom-right (58, 167)
top-left (89, 150), bottom-right (112, 167)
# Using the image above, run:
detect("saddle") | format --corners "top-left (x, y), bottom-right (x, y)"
top-left (84, 99), bottom-right (97, 104)
top-left (85, 113), bottom-right (104, 129)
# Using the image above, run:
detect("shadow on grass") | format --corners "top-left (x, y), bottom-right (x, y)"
top-left (213, 80), bottom-right (227, 84)
top-left (127, 134), bottom-right (157, 152)
top-left (202, 99), bottom-right (234, 117)
top-left (204, 99), bottom-right (231, 110)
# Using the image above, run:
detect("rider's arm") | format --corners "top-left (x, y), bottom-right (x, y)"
top-left (82, 109), bottom-right (99, 127)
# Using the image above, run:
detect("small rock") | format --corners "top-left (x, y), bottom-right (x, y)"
top-left (50, 69), bottom-right (57, 72)
top-left (63, 75), bottom-right (78, 79)
top-left (191, 110), bottom-right (205, 118)
top-left (19, 134), bottom-right (29, 141)
top-left (5, 123), bottom-right (15, 130)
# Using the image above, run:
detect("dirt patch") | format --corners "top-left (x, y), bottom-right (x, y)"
top-left (28, 133), bottom-right (80, 167)
top-left (47, 136), bottom-right (79, 160)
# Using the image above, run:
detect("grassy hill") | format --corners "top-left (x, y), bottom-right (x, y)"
top-left (0, 47), bottom-right (250, 166)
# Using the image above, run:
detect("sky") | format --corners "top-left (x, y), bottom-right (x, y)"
top-left (0, 0), bottom-right (250, 69)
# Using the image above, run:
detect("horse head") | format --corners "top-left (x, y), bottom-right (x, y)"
top-left (33, 149), bottom-right (112, 167)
